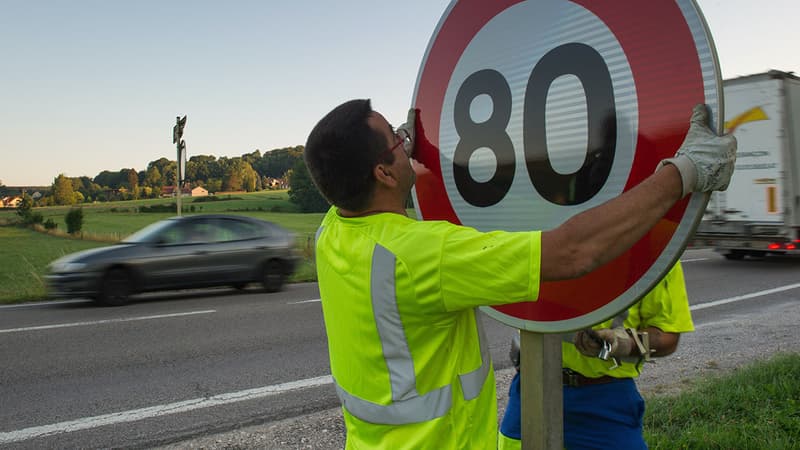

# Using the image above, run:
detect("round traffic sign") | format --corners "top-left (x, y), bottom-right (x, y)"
top-left (411, 0), bottom-right (722, 332)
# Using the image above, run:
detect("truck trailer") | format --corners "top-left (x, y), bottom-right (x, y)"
top-left (693, 70), bottom-right (800, 259)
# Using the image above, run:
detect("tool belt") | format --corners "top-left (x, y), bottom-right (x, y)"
top-left (562, 369), bottom-right (627, 387)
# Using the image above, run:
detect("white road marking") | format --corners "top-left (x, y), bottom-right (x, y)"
top-left (0, 375), bottom-right (333, 445)
top-left (0, 310), bottom-right (216, 334)
top-left (691, 282), bottom-right (800, 311)
top-left (0, 299), bottom-right (89, 309)
top-left (289, 298), bottom-right (321, 304)
top-left (680, 257), bottom-right (709, 263)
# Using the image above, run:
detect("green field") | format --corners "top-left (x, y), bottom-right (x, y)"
top-left (0, 191), bottom-right (325, 303)
top-left (0, 227), bottom-right (108, 302)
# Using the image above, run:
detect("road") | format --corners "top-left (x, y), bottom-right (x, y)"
top-left (1, 248), bottom-right (798, 449)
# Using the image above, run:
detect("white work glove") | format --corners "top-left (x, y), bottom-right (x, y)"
top-left (396, 108), bottom-right (417, 157)
top-left (574, 328), bottom-right (634, 359)
top-left (659, 104), bottom-right (737, 197)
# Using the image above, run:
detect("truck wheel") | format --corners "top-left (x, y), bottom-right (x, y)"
top-left (724, 251), bottom-right (745, 260)
top-left (98, 268), bottom-right (133, 306)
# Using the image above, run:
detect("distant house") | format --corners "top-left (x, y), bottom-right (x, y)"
top-left (160, 186), bottom-right (192, 197)
top-left (1, 196), bottom-right (22, 208)
top-left (190, 186), bottom-right (209, 197)
top-left (264, 177), bottom-right (289, 190)
top-left (161, 186), bottom-right (209, 197)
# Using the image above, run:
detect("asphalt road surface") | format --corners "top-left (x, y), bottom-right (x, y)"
top-left (1, 248), bottom-right (798, 449)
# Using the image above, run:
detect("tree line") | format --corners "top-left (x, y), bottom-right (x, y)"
top-left (9, 146), bottom-right (330, 213)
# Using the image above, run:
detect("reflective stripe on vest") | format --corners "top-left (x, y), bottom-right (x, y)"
top-left (333, 243), bottom-right (491, 425)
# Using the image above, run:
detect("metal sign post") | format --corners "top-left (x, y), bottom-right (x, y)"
top-left (411, 1), bottom-right (722, 448)
top-left (520, 331), bottom-right (562, 450)
top-left (173, 115), bottom-right (187, 216)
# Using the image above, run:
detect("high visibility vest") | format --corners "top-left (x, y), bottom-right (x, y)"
top-left (315, 208), bottom-right (541, 449)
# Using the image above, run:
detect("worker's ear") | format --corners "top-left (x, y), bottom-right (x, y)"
top-left (373, 163), bottom-right (398, 188)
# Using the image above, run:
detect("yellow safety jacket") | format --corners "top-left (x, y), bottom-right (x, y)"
top-left (316, 207), bottom-right (541, 449)
top-left (562, 261), bottom-right (695, 378)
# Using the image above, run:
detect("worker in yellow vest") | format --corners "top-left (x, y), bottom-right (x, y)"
top-left (498, 262), bottom-right (694, 449)
top-left (303, 99), bottom-right (734, 449)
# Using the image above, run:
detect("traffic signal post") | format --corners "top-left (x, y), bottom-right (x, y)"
top-left (173, 115), bottom-right (187, 216)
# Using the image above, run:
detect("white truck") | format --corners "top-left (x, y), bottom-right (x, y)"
top-left (693, 69), bottom-right (800, 259)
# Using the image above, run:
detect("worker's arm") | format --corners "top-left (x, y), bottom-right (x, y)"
top-left (641, 326), bottom-right (680, 356)
top-left (574, 326), bottom-right (680, 358)
top-left (540, 104), bottom-right (736, 281)
top-left (541, 165), bottom-right (682, 280)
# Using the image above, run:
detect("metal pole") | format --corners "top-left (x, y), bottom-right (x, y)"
top-left (520, 331), bottom-right (563, 450)
top-left (173, 115), bottom-right (187, 216)
top-left (176, 177), bottom-right (182, 217)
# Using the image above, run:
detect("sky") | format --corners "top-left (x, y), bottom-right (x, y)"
top-left (1, 0), bottom-right (798, 187)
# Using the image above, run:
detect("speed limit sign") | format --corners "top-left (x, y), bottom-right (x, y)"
top-left (411, 0), bottom-right (722, 332)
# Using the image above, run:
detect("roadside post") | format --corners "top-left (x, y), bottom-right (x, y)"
top-left (173, 115), bottom-right (187, 216)
top-left (410, 1), bottom-right (722, 448)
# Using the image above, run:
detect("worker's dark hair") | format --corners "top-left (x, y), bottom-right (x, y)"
top-left (304, 99), bottom-right (389, 212)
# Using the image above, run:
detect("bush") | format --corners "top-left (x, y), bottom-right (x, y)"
top-left (65, 207), bottom-right (84, 234)
top-left (191, 196), bottom-right (229, 203)
top-left (44, 219), bottom-right (57, 230)
top-left (28, 213), bottom-right (44, 225)
top-left (139, 203), bottom-right (177, 213)
top-left (16, 194), bottom-right (34, 222)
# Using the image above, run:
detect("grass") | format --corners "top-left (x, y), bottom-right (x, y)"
top-left (644, 352), bottom-right (800, 449)
top-left (0, 226), bottom-right (108, 302)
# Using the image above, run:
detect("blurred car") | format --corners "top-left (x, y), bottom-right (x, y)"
top-left (45, 214), bottom-right (301, 306)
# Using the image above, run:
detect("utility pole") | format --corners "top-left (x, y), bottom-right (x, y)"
top-left (172, 115), bottom-right (187, 216)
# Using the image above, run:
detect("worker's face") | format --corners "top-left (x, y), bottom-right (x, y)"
top-left (369, 112), bottom-right (416, 191)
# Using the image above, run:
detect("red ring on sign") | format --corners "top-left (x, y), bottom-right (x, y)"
top-left (413, 0), bottom-right (705, 324)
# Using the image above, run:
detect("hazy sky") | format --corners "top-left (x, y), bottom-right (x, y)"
top-left (1, 0), bottom-right (797, 186)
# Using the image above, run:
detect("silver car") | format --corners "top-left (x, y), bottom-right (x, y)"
top-left (46, 214), bottom-right (301, 306)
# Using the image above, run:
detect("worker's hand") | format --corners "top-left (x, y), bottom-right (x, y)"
top-left (659, 104), bottom-right (737, 197)
top-left (396, 108), bottom-right (417, 158)
top-left (574, 328), bottom-right (634, 359)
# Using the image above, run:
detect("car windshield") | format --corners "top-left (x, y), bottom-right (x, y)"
top-left (121, 219), bottom-right (179, 243)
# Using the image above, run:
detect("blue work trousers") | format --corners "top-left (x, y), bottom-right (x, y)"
top-left (499, 371), bottom-right (647, 450)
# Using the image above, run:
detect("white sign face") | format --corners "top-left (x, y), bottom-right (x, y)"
top-left (412, 0), bottom-right (722, 332)
top-left (438, 0), bottom-right (638, 232)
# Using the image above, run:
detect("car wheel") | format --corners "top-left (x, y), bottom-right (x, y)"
top-left (261, 260), bottom-right (286, 293)
top-left (98, 268), bottom-right (133, 306)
